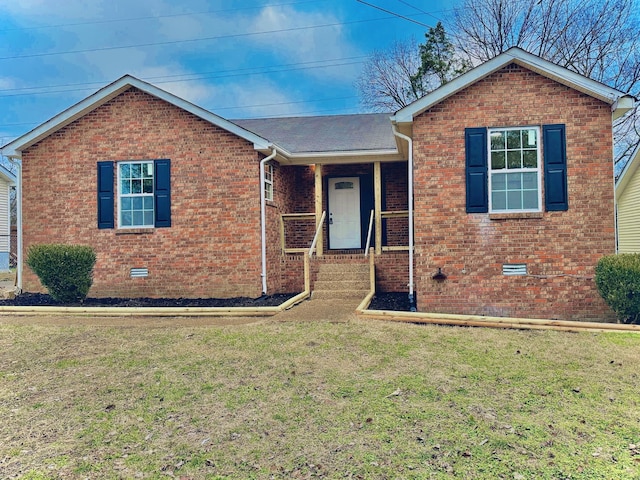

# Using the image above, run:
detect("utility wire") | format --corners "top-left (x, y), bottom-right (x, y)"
top-left (0, 0), bottom-right (324, 33)
top-left (0, 13), bottom-right (418, 62)
top-left (0, 56), bottom-right (368, 95)
top-left (355, 0), bottom-right (432, 27)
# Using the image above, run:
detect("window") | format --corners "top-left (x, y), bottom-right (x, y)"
top-left (97, 159), bottom-right (171, 229)
top-left (489, 127), bottom-right (541, 212)
top-left (118, 161), bottom-right (154, 227)
top-left (465, 125), bottom-right (567, 214)
top-left (264, 163), bottom-right (274, 201)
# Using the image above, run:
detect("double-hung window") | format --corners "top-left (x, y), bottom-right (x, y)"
top-left (118, 161), bottom-right (155, 227)
top-left (489, 127), bottom-right (541, 212)
top-left (465, 124), bottom-right (567, 214)
top-left (97, 159), bottom-right (171, 229)
top-left (264, 164), bottom-right (274, 201)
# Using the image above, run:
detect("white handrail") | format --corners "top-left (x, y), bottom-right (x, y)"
top-left (364, 209), bottom-right (374, 257)
top-left (308, 211), bottom-right (326, 258)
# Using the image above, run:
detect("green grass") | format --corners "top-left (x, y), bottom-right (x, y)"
top-left (0, 319), bottom-right (639, 479)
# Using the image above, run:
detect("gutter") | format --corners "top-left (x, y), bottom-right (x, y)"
top-left (260, 147), bottom-right (278, 294)
top-left (391, 124), bottom-right (416, 311)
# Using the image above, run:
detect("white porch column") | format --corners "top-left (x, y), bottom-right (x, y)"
top-left (314, 163), bottom-right (323, 256)
top-left (374, 161), bottom-right (382, 255)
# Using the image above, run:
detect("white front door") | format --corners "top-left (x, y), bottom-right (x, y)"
top-left (328, 177), bottom-right (361, 249)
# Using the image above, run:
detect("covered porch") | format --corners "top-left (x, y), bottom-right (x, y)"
top-left (279, 161), bottom-right (410, 257)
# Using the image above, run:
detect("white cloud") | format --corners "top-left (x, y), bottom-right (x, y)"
top-left (244, 6), bottom-right (362, 80)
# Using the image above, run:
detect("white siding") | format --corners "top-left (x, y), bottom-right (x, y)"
top-left (0, 178), bottom-right (9, 252)
top-left (618, 167), bottom-right (640, 253)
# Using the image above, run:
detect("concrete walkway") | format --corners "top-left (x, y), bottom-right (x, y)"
top-left (272, 296), bottom-right (360, 323)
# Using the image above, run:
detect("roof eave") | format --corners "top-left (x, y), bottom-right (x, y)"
top-left (392, 47), bottom-right (634, 125)
top-left (1, 75), bottom-right (272, 158)
top-left (277, 149), bottom-right (402, 165)
top-left (616, 143), bottom-right (640, 199)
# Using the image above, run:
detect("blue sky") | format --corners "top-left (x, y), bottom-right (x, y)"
top-left (0, 0), bottom-right (459, 145)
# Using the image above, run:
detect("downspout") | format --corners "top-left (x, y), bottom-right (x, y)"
top-left (7, 157), bottom-right (21, 292)
top-left (391, 124), bottom-right (416, 311)
top-left (260, 146), bottom-right (278, 295)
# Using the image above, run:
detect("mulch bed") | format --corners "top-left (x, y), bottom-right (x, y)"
top-left (0, 292), bottom-right (412, 311)
top-left (0, 292), bottom-right (296, 308)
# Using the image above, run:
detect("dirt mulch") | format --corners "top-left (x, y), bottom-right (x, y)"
top-left (0, 291), bottom-right (411, 310)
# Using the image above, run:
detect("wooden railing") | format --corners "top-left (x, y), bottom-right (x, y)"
top-left (280, 212), bottom-right (317, 253)
top-left (380, 210), bottom-right (410, 252)
top-left (364, 210), bottom-right (374, 257)
top-left (308, 211), bottom-right (326, 258)
top-left (280, 209), bottom-right (410, 255)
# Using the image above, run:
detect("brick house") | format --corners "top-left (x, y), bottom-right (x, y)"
top-left (1, 47), bottom-right (635, 320)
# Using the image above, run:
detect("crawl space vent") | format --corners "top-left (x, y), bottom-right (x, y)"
top-left (130, 268), bottom-right (149, 278)
top-left (502, 264), bottom-right (527, 276)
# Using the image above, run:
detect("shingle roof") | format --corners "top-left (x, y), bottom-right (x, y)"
top-left (233, 113), bottom-right (397, 154)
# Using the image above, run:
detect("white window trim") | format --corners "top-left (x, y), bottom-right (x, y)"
top-left (264, 163), bottom-right (274, 202)
top-left (488, 126), bottom-right (542, 214)
top-left (117, 160), bottom-right (155, 229)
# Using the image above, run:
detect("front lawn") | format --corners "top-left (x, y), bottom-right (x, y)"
top-left (1, 318), bottom-right (639, 479)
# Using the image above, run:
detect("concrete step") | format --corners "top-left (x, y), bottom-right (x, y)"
top-left (316, 270), bottom-right (370, 282)
top-left (314, 279), bottom-right (370, 291)
top-left (316, 263), bottom-right (369, 274)
top-left (311, 289), bottom-right (370, 300)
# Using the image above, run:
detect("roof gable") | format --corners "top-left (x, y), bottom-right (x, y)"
top-left (0, 164), bottom-right (16, 185)
top-left (1, 75), bottom-right (272, 158)
top-left (392, 47), bottom-right (635, 124)
top-left (616, 143), bottom-right (640, 200)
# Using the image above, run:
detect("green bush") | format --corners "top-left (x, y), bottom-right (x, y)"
top-left (26, 244), bottom-right (96, 303)
top-left (595, 254), bottom-right (640, 324)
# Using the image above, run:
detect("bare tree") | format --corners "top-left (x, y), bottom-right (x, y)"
top-left (356, 38), bottom-right (424, 112)
top-left (452, 0), bottom-right (640, 168)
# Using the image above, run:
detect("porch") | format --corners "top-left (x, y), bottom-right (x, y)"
top-left (277, 161), bottom-right (410, 257)
top-left (270, 161), bottom-right (411, 296)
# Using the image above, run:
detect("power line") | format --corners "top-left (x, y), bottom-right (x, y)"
top-left (0, 0), bottom-right (324, 33)
top-left (0, 13), bottom-right (415, 62)
top-left (0, 94), bottom-right (361, 130)
top-left (355, 0), bottom-right (432, 28)
top-left (0, 56), bottom-right (368, 96)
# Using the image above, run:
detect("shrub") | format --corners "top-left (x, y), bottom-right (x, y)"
top-left (26, 244), bottom-right (96, 303)
top-left (595, 254), bottom-right (640, 324)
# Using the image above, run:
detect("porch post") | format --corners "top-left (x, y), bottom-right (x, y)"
top-left (374, 161), bottom-right (382, 255)
top-left (314, 163), bottom-right (323, 256)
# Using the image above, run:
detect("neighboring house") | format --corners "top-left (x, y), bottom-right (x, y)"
top-left (616, 143), bottom-right (640, 253)
top-left (0, 165), bottom-right (16, 272)
top-left (0, 47), bottom-right (635, 321)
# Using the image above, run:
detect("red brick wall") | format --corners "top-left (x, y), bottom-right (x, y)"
top-left (412, 64), bottom-right (616, 321)
top-left (22, 88), bottom-right (265, 298)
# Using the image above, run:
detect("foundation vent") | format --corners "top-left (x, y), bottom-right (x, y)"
top-left (502, 264), bottom-right (527, 276)
top-left (130, 268), bottom-right (149, 278)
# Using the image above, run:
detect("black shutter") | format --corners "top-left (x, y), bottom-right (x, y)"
top-left (465, 127), bottom-right (488, 213)
top-left (543, 124), bottom-right (568, 211)
top-left (154, 159), bottom-right (171, 227)
top-left (97, 161), bottom-right (114, 229)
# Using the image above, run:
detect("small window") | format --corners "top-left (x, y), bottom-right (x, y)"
top-left (264, 164), bottom-right (274, 201)
top-left (335, 181), bottom-right (354, 190)
top-left (489, 127), bottom-right (541, 213)
top-left (118, 161), bottom-right (154, 228)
